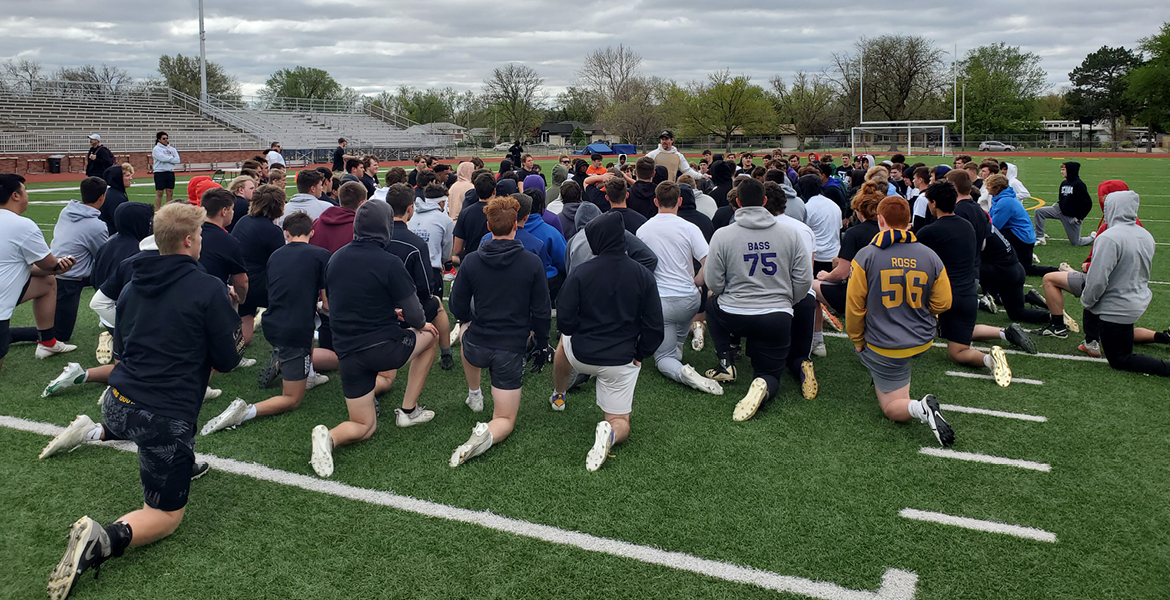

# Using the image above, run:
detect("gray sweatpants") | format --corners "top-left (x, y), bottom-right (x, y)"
top-left (1034, 205), bottom-right (1094, 246)
top-left (653, 293), bottom-right (701, 382)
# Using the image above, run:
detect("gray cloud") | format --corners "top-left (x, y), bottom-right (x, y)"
top-left (1, 0), bottom-right (1165, 99)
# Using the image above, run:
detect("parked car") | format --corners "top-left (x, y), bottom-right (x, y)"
top-left (979, 141), bottom-right (1015, 152)
top-left (492, 142), bottom-right (513, 151)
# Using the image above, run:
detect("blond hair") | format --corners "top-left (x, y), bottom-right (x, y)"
top-left (154, 202), bottom-right (206, 255)
top-left (227, 175), bottom-right (255, 194)
top-left (120, 162), bottom-right (135, 176)
top-left (984, 173), bottom-right (1009, 196)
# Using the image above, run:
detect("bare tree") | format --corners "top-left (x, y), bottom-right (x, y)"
top-left (53, 64), bottom-right (134, 95)
top-left (577, 44), bottom-right (642, 109)
top-left (2, 59), bottom-right (43, 91)
top-left (483, 63), bottom-right (545, 142)
top-left (770, 72), bottom-right (837, 151)
top-left (682, 70), bottom-right (773, 152)
top-left (831, 35), bottom-right (949, 123)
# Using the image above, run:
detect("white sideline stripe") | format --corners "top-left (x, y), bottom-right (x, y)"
top-left (1044, 237), bottom-right (1170, 246)
top-left (821, 332), bottom-right (1108, 363)
top-left (899, 508), bottom-right (1057, 543)
top-left (918, 447), bottom-right (1051, 472)
top-left (0, 415), bottom-right (918, 600)
top-left (944, 371), bottom-right (1043, 385)
top-left (938, 403), bottom-right (1047, 422)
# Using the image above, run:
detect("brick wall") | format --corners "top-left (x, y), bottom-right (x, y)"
top-left (0, 150), bottom-right (265, 176)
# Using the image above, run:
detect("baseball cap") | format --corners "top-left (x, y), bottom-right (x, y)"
top-left (659, 130), bottom-right (674, 139)
top-left (88, 134), bottom-right (101, 141)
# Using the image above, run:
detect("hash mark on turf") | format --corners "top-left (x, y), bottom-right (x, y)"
top-left (821, 332), bottom-right (1108, 363)
top-left (919, 447), bottom-right (1051, 472)
top-left (899, 508), bottom-right (1057, 543)
top-left (944, 371), bottom-right (1043, 385)
top-left (938, 403), bottom-right (1047, 422)
top-left (0, 415), bottom-right (919, 600)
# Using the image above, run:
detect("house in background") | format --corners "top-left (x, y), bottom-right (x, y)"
top-left (539, 121), bottom-right (620, 146)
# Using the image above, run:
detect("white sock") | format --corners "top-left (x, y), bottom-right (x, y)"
top-left (308, 363), bottom-right (318, 378)
top-left (982, 354), bottom-right (994, 369)
top-left (85, 424), bottom-right (103, 441)
top-left (907, 398), bottom-right (927, 423)
top-left (244, 404), bottom-right (258, 422)
top-left (78, 371), bottom-right (89, 384)
top-left (468, 388), bottom-right (482, 399)
top-left (813, 331), bottom-right (824, 343)
top-left (999, 329), bottom-right (1008, 340)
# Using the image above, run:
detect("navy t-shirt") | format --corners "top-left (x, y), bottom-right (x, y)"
top-left (199, 222), bottom-right (246, 286)
top-left (611, 207), bottom-right (647, 235)
top-left (332, 146), bottom-right (345, 172)
top-left (232, 215), bottom-right (286, 306)
top-left (227, 196), bottom-right (249, 232)
top-left (838, 220), bottom-right (880, 263)
top-left (453, 200), bottom-right (489, 257)
top-left (918, 215), bottom-right (978, 298)
top-left (325, 239), bottom-right (418, 356)
top-left (264, 242), bottom-right (330, 349)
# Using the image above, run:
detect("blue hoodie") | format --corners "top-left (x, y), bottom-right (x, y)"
top-left (51, 199), bottom-right (109, 283)
top-left (523, 213), bottom-right (567, 278)
top-left (989, 186), bottom-right (1035, 244)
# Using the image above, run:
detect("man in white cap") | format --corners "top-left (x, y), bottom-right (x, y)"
top-left (85, 134), bottom-right (114, 177)
top-left (645, 131), bottom-right (704, 183)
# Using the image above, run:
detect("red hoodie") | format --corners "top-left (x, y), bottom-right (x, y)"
top-left (1084, 180), bottom-right (1140, 268)
top-left (310, 206), bottom-right (356, 254)
top-left (186, 176), bottom-right (221, 207)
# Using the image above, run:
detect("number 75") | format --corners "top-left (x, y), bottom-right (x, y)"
top-left (743, 252), bottom-right (778, 276)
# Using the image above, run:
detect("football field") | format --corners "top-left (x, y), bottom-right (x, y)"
top-left (3, 155), bottom-right (1168, 599)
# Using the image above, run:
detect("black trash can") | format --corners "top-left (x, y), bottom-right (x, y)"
top-left (48, 155), bottom-right (64, 174)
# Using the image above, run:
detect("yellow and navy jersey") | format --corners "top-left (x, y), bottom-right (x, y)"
top-left (845, 229), bottom-right (952, 358)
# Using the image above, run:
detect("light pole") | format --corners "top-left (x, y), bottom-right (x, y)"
top-left (961, 82), bottom-right (966, 151)
top-left (199, 0), bottom-right (208, 103)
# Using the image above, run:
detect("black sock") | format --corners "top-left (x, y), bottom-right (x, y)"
top-left (402, 406), bottom-right (415, 414)
top-left (1050, 314), bottom-right (1063, 327)
top-left (105, 521), bottom-right (132, 558)
top-left (441, 347), bottom-right (452, 357)
top-left (1155, 332), bottom-right (1170, 345)
top-left (37, 328), bottom-right (55, 343)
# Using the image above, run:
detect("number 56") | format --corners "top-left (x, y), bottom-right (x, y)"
top-left (880, 269), bottom-right (927, 309)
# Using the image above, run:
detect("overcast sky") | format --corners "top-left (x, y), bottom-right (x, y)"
top-left (2, 0), bottom-right (1166, 100)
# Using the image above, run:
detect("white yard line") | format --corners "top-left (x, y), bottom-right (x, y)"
top-left (0, 414), bottom-right (918, 600)
top-left (821, 332), bottom-right (1108, 363)
top-left (918, 447), bottom-right (1051, 472)
top-left (944, 371), bottom-right (1043, 385)
top-left (899, 508), bottom-right (1057, 543)
top-left (938, 403), bottom-right (1047, 423)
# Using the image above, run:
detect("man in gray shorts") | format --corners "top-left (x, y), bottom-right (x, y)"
top-left (1035, 269), bottom-right (1086, 341)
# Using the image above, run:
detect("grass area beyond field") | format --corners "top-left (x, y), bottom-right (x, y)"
top-left (4, 155), bottom-right (1170, 599)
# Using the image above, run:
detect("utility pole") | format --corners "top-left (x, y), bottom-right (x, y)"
top-left (961, 82), bottom-right (966, 151)
top-left (199, 0), bottom-right (208, 104)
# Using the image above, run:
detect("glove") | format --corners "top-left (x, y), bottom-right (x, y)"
top-left (528, 344), bottom-right (553, 373)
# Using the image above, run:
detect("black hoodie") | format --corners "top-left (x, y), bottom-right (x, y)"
top-left (108, 254), bottom-right (243, 424)
top-left (325, 200), bottom-right (425, 357)
top-left (91, 202), bottom-right (152, 289)
top-left (677, 185), bottom-right (715, 242)
top-left (100, 165), bottom-right (129, 234)
top-left (709, 160), bottom-right (735, 208)
top-left (86, 144), bottom-right (114, 177)
top-left (557, 212), bottom-right (664, 366)
top-left (628, 180), bottom-right (658, 220)
top-left (1058, 161), bottom-right (1092, 220)
top-left (449, 238), bottom-right (551, 354)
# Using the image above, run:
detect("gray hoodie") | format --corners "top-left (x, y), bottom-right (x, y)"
top-left (565, 202), bottom-right (658, 274)
top-left (706, 205), bottom-right (811, 314)
top-left (779, 179), bottom-right (806, 222)
top-left (1081, 191), bottom-right (1154, 324)
top-left (51, 199), bottom-right (109, 282)
top-left (278, 193), bottom-right (334, 226)
top-left (409, 196), bottom-right (455, 269)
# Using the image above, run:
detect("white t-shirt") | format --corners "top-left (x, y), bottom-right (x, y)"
top-left (912, 191), bottom-right (931, 221)
top-left (0, 209), bottom-right (51, 319)
top-left (775, 214), bottom-right (817, 298)
top-left (266, 150), bottom-right (287, 167)
top-left (637, 213), bottom-right (708, 298)
top-left (694, 192), bottom-right (718, 219)
top-left (803, 194), bottom-right (842, 262)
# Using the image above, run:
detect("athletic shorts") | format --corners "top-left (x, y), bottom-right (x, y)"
top-left (856, 347), bottom-right (912, 394)
top-left (154, 171), bottom-right (176, 191)
top-left (431, 267), bottom-right (443, 297)
top-left (101, 389), bottom-right (196, 512)
top-left (338, 336), bottom-right (415, 398)
top-left (938, 295), bottom-right (977, 346)
top-left (423, 295), bottom-right (440, 323)
top-left (563, 335), bottom-right (640, 415)
top-left (814, 260), bottom-right (835, 275)
top-left (461, 338), bottom-right (524, 391)
top-left (0, 319), bottom-right (9, 360)
top-left (275, 346), bottom-right (311, 382)
top-left (1067, 271), bottom-right (1085, 297)
top-left (820, 281), bottom-right (847, 316)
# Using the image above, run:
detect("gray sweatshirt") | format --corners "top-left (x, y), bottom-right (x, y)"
top-left (706, 205), bottom-right (811, 314)
top-left (1081, 190), bottom-right (1154, 324)
top-left (565, 202), bottom-right (658, 274)
top-left (51, 200), bottom-right (109, 283)
top-left (278, 193), bottom-right (334, 226)
top-left (409, 197), bottom-right (455, 269)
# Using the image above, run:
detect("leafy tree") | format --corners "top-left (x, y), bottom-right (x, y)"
top-left (1127, 22), bottom-right (1170, 149)
top-left (598, 76), bottom-right (676, 148)
top-left (1035, 92), bottom-right (1068, 121)
top-left (2, 59), bottom-right (43, 91)
top-left (548, 85), bottom-right (596, 124)
top-left (1062, 46), bottom-right (1141, 151)
top-left (957, 43), bottom-right (1047, 134)
top-left (157, 54), bottom-right (241, 102)
top-left (682, 70), bottom-right (772, 152)
top-left (770, 72), bottom-right (836, 151)
top-left (483, 63), bottom-right (545, 142)
top-left (569, 127), bottom-right (586, 146)
top-left (261, 66), bottom-right (342, 101)
top-left (831, 35), bottom-right (950, 124)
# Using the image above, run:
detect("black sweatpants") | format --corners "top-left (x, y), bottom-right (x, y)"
top-left (1002, 229), bottom-right (1057, 277)
top-left (706, 296), bottom-right (792, 402)
top-left (980, 262), bottom-right (1049, 324)
top-left (788, 294), bottom-right (816, 379)
top-left (1099, 319), bottom-right (1170, 377)
top-left (9, 278), bottom-right (87, 343)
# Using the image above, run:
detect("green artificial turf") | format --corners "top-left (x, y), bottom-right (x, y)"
top-left (3, 155), bottom-right (1169, 599)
